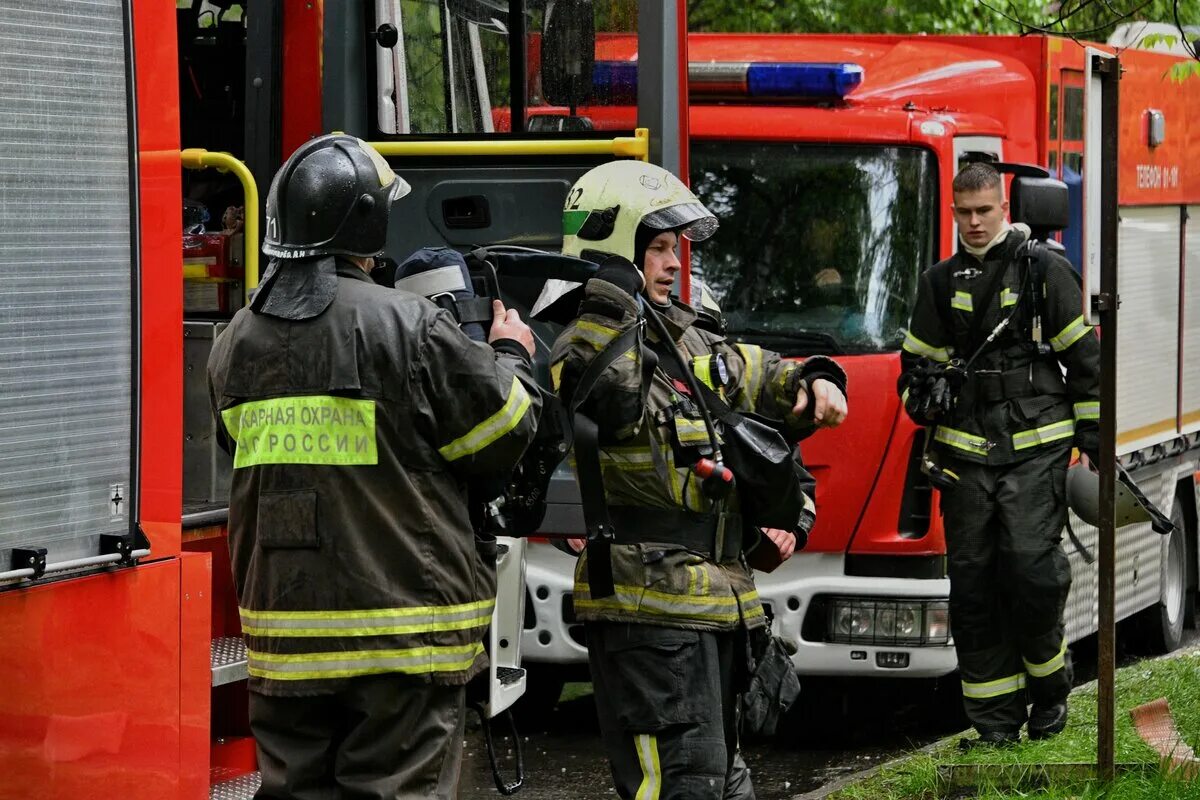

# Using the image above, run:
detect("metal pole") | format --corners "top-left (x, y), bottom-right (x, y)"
top-left (508, 0), bottom-right (526, 133)
top-left (636, 0), bottom-right (681, 173)
top-left (1096, 53), bottom-right (1120, 784)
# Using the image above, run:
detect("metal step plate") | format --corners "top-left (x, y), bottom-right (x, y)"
top-left (211, 636), bottom-right (248, 686)
top-left (497, 665), bottom-right (526, 686)
top-left (210, 772), bottom-right (261, 800)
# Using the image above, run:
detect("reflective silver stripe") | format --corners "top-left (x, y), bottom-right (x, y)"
top-left (902, 331), bottom-right (951, 362)
top-left (247, 643), bottom-right (484, 680)
top-left (1024, 639), bottom-right (1067, 678)
top-left (962, 673), bottom-right (1027, 700)
top-left (1050, 315), bottom-right (1091, 352)
top-left (393, 265), bottom-right (467, 297)
top-left (438, 376), bottom-right (532, 461)
top-left (239, 599), bottom-right (495, 637)
top-left (634, 735), bottom-right (661, 800)
top-left (599, 446), bottom-right (656, 471)
top-left (934, 425), bottom-right (990, 456)
top-left (1073, 401), bottom-right (1100, 421)
top-left (1001, 288), bottom-right (1019, 307)
top-left (1012, 419), bottom-right (1075, 451)
top-left (951, 291), bottom-right (973, 312)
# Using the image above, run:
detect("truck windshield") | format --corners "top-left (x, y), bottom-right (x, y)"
top-left (690, 143), bottom-right (938, 355)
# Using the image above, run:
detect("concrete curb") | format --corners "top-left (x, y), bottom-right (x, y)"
top-left (790, 733), bottom-right (960, 800)
top-left (789, 644), bottom-right (1200, 800)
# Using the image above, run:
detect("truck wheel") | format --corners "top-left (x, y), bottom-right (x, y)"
top-left (1136, 501), bottom-right (1187, 655)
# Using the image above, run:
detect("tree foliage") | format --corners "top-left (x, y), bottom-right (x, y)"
top-left (689, 0), bottom-right (1199, 49)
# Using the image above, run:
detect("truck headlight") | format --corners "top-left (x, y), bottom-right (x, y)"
top-left (825, 598), bottom-right (950, 646)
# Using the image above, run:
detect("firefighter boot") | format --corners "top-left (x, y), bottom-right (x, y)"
top-left (1028, 649), bottom-right (1072, 740)
top-left (1028, 701), bottom-right (1068, 740)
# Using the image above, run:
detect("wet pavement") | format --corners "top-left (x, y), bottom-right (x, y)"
top-left (459, 628), bottom-right (1200, 799)
top-left (459, 675), bottom-right (962, 799)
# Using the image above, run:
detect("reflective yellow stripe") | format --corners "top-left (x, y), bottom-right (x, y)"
top-left (239, 599), bottom-right (495, 638)
top-left (635, 585), bottom-right (738, 606)
top-left (574, 582), bottom-right (742, 625)
top-left (934, 425), bottom-right (990, 456)
top-left (685, 565), bottom-right (699, 595)
top-left (1024, 639), bottom-right (1067, 678)
top-left (1073, 401), bottom-right (1100, 421)
top-left (634, 735), bottom-right (661, 800)
top-left (1012, 419), bottom-right (1075, 450)
top-left (247, 642), bottom-right (484, 681)
top-left (675, 417), bottom-right (710, 445)
top-left (901, 387), bottom-right (910, 405)
top-left (736, 343), bottom-right (763, 412)
top-left (962, 673), bottom-right (1027, 700)
top-left (683, 472), bottom-right (706, 512)
top-left (551, 360), bottom-right (565, 390)
top-left (573, 319), bottom-right (621, 351)
top-left (221, 396), bottom-right (377, 468)
top-left (902, 331), bottom-right (951, 362)
top-left (1001, 288), bottom-right (1019, 308)
top-left (1051, 315), bottom-right (1091, 352)
top-left (438, 376), bottom-right (532, 461)
top-left (951, 291), bottom-right (973, 312)
top-left (692, 355), bottom-right (715, 390)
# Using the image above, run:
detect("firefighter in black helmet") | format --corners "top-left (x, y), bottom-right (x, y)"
top-left (898, 162), bottom-right (1100, 747)
top-left (207, 134), bottom-right (541, 799)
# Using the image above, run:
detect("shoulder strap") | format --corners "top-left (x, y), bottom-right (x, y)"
top-left (966, 246), bottom-right (1014, 357)
top-left (927, 263), bottom-right (956, 351)
top-left (568, 321), bottom-right (655, 600)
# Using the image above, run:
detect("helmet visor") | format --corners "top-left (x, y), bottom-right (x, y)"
top-left (641, 202), bottom-right (719, 242)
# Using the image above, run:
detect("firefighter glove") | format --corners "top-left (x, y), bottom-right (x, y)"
top-left (594, 255), bottom-right (645, 299)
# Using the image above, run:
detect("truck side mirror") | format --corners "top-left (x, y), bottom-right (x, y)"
top-left (1011, 175), bottom-right (1070, 239)
top-left (541, 0), bottom-right (595, 109)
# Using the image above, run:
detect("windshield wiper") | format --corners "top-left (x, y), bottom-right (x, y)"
top-left (724, 327), bottom-right (844, 355)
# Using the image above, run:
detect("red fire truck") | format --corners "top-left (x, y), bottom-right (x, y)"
top-left (0, 1), bottom-right (690, 797)
top-left (520, 32), bottom-right (1200, 701)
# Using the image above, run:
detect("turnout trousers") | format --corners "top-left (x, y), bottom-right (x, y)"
top-left (586, 622), bottom-right (755, 800)
top-left (940, 445), bottom-right (1074, 734)
top-left (249, 674), bottom-right (466, 799)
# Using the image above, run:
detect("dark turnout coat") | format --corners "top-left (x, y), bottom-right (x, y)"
top-left (208, 261), bottom-right (540, 695)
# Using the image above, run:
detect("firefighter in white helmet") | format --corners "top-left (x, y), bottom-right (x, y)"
top-left (551, 160), bottom-right (848, 800)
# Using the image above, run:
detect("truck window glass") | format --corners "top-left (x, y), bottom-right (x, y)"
top-left (1063, 85), bottom-right (1084, 141)
top-left (691, 143), bottom-right (938, 355)
top-left (1049, 82), bottom-right (1060, 141)
top-left (375, 0), bottom-right (639, 135)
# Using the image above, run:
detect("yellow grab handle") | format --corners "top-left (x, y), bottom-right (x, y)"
top-left (180, 149), bottom-right (260, 299)
top-left (366, 127), bottom-right (650, 161)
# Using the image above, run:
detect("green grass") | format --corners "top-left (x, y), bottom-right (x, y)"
top-left (831, 650), bottom-right (1200, 800)
top-left (558, 681), bottom-right (594, 704)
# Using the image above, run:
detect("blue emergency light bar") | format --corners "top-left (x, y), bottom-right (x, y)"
top-left (745, 62), bottom-right (864, 98)
top-left (589, 60), bottom-right (864, 103)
